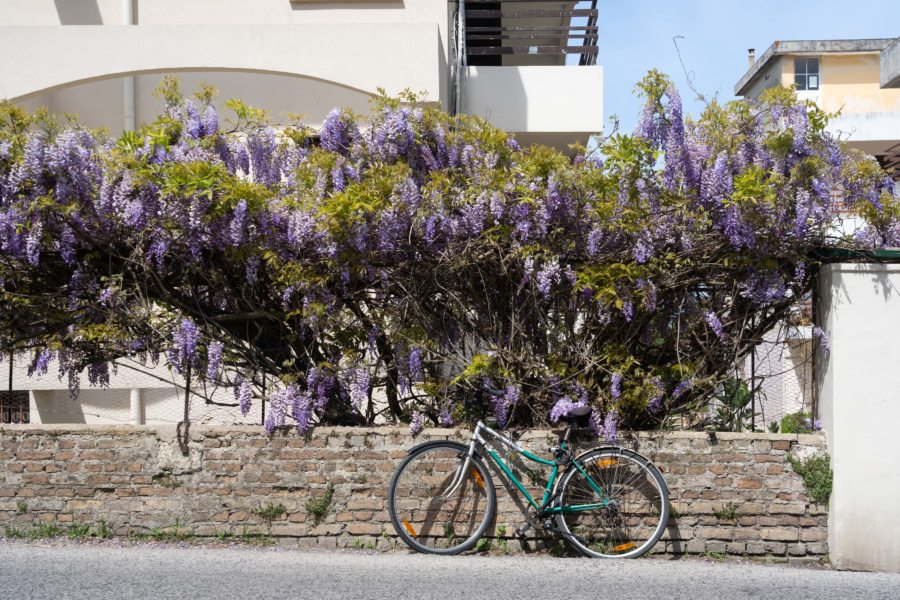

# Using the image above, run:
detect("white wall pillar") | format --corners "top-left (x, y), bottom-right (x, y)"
top-left (818, 262), bottom-right (900, 572)
top-left (122, 0), bottom-right (135, 133)
top-left (129, 388), bottom-right (143, 425)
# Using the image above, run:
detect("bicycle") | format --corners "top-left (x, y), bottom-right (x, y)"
top-left (387, 405), bottom-right (670, 558)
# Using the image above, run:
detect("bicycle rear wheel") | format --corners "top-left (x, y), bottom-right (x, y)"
top-left (388, 441), bottom-right (495, 555)
top-left (555, 447), bottom-right (669, 558)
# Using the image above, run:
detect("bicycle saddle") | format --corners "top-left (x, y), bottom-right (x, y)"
top-left (560, 404), bottom-right (592, 422)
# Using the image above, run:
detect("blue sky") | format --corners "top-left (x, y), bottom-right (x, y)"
top-left (597, 0), bottom-right (899, 134)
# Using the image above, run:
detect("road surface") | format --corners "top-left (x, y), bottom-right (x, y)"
top-left (1, 540), bottom-right (898, 599)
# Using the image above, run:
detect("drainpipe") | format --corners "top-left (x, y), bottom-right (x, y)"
top-left (123, 0), bottom-right (135, 133)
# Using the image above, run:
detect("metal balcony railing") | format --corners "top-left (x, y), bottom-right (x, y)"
top-left (461, 1), bottom-right (598, 66)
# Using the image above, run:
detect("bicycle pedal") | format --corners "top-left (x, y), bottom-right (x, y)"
top-left (516, 523), bottom-right (531, 537)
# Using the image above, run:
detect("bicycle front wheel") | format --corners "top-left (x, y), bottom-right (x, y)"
top-left (555, 447), bottom-right (669, 558)
top-left (388, 441), bottom-right (496, 554)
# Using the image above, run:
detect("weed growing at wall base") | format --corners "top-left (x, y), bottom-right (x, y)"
top-left (68, 522), bottom-right (91, 540)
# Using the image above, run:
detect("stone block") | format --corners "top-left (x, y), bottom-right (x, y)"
top-left (800, 529), bottom-right (827, 542)
top-left (745, 542), bottom-right (766, 555)
top-left (762, 528), bottom-right (799, 542)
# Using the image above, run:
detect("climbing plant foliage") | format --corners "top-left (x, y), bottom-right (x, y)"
top-left (1, 74), bottom-right (897, 437)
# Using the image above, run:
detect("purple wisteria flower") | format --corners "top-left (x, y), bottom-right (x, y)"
top-left (235, 376), bottom-right (253, 417)
top-left (812, 326), bottom-right (830, 354)
top-left (248, 127), bottom-right (278, 186)
top-left (206, 341), bottom-right (223, 380)
top-left (536, 259), bottom-right (561, 298)
top-left (648, 377), bottom-right (664, 415)
top-left (201, 104), bottom-right (218, 137)
top-left (87, 362), bottom-right (109, 387)
top-left (245, 256), bottom-right (260, 285)
top-left (306, 367), bottom-right (335, 413)
top-left (184, 101), bottom-right (202, 139)
top-left (408, 348), bottom-right (423, 382)
top-left (705, 311), bottom-right (726, 343)
top-left (25, 223), bottom-right (42, 266)
top-left (292, 388), bottom-right (314, 435)
top-left (621, 300), bottom-right (634, 322)
top-left (409, 411), bottom-right (425, 436)
top-left (230, 200), bottom-right (248, 245)
top-left (348, 367), bottom-right (370, 411)
top-left (589, 409), bottom-right (604, 437)
top-left (320, 109), bottom-right (358, 156)
top-left (602, 410), bottom-right (619, 443)
top-left (549, 395), bottom-right (586, 424)
top-left (439, 406), bottom-right (454, 427)
top-left (491, 384), bottom-right (520, 429)
top-left (28, 349), bottom-right (52, 377)
top-left (168, 318), bottom-right (201, 373)
top-left (610, 373), bottom-right (622, 400)
top-left (672, 379), bottom-right (693, 398)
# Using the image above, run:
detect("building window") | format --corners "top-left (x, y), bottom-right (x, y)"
top-left (795, 57), bottom-right (819, 91)
top-left (0, 391), bottom-right (29, 423)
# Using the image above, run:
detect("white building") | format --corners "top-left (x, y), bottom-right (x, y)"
top-left (0, 1), bottom-right (603, 425)
top-left (0, 0), bottom-right (603, 150)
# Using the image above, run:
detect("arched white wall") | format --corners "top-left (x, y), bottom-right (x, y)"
top-left (19, 72), bottom-right (376, 136)
top-left (0, 24), bottom-right (443, 105)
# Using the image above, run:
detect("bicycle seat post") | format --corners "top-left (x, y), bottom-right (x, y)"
top-left (560, 424), bottom-right (572, 446)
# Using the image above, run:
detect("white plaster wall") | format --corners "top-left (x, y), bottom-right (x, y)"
top-left (466, 65), bottom-right (604, 134)
top-left (0, 0), bottom-right (126, 24)
top-left (29, 387), bottom-right (254, 426)
top-left (10, 356), bottom-right (181, 391)
top-left (4, 355), bottom-right (256, 426)
top-left (0, 0), bottom-right (446, 34)
top-left (0, 23), bottom-right (442, 103)
top-left (818, 262), bottom-right (900, 572)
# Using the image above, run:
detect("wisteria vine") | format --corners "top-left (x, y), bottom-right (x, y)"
top-left (1, 74), bottom-right (897, 440)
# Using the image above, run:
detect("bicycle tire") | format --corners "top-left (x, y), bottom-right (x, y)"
top-left (555, 447), bottom-right (669, 558)
top-left (388, 441), bottom-right (496, 555)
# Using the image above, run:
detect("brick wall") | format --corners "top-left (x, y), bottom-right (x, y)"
top-left (0, 425), bottom-right (827, 558)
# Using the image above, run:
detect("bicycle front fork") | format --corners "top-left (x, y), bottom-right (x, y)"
top-left (438, 439), bottom-right (478, 501)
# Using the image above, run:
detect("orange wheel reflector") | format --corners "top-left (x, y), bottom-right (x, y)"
top-left (471, 468), bottom-right (485, 489)
top-left (612, 542), bottom-right (636, 552)
top-left (598, 458), bottom-right (619, 468)
top-left (402, 519), bottom-right (418, 538)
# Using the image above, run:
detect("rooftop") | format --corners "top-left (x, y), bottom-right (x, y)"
top-left (734, 38), bottom-right (897, 96)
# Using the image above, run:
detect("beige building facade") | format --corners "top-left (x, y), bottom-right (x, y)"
top-left (736, 38), bottom-right (900, 176)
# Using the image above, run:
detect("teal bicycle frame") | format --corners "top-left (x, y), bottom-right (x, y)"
top-left (446, 420), bottom-right (612, 517)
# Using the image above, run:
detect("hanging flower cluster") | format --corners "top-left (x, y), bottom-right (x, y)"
top-left (1, 74), bottom-right (897, 434)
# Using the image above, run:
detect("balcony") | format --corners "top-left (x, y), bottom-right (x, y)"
top-left (456, 1), bottom-right (603, 148)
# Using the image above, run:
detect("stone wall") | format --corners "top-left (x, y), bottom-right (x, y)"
top-left (0, 425), bottom-right (827, 558)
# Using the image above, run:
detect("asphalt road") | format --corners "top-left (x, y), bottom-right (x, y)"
top-left (2, 540), bottom-right (899, 600)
